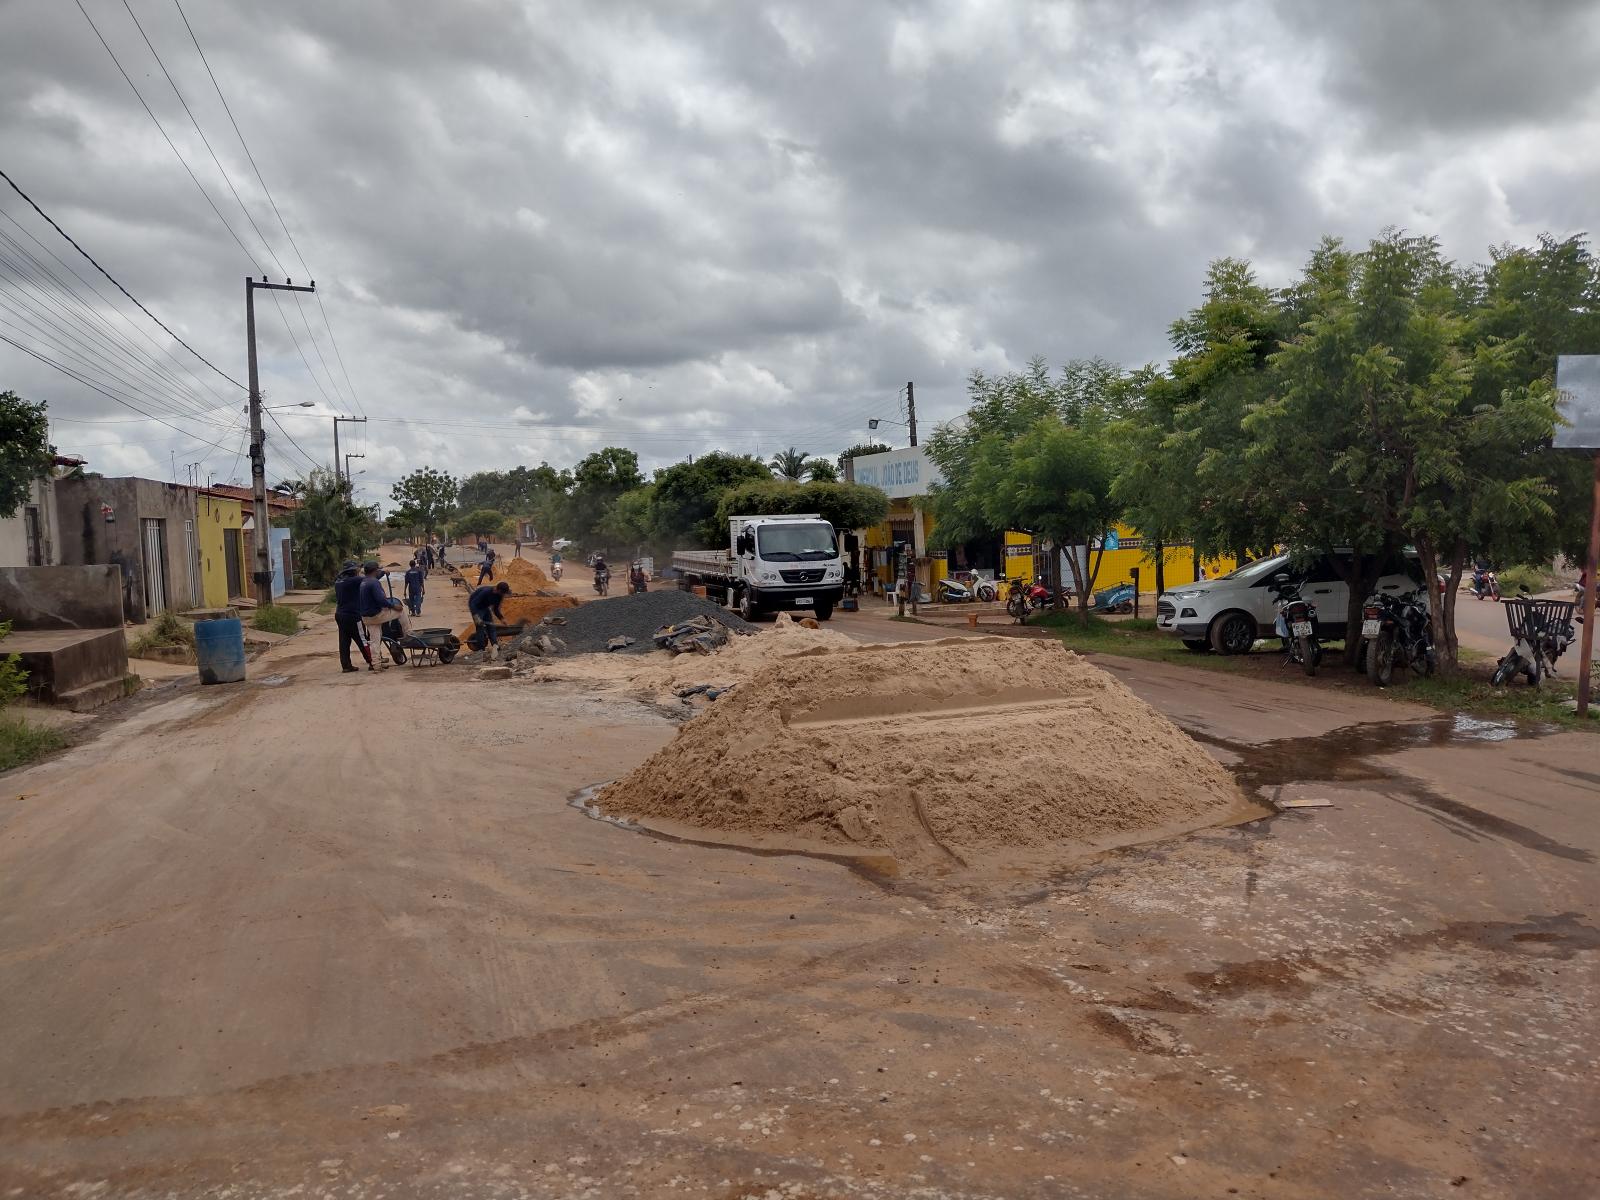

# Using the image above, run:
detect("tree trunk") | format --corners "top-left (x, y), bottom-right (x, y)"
top-left (1443, 538), bottom-right (1467, 670)
top-left (1327, 551), bottom-right (1369, 669)
top-left (1154, 540), bottom-right (1165, 597)
top-left (1079, 542), bottom-right (1107, 625)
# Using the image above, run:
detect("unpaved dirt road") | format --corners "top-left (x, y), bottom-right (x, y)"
top-left (1, 573), bottom-right (1596, 1198)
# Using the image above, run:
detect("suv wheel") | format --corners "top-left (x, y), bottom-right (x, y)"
top-left (1209, 611), bottom-right (1257, 656)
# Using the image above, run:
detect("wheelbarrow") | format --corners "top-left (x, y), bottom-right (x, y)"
top-left (1091, 581), bottom-right (1137, 614)
top-left (382, 622), bottom-right (462, 666)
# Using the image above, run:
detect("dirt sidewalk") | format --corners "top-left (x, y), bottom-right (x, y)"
top-left (0, 627), bottom-right (1595, 1198)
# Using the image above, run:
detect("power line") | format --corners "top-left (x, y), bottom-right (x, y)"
top-left (265, 407), bottom-right (321, 474)
top-left (171, 0), bottom-right (364, 418)
top-left (0, 167), bottom-right (244, 391)
top-left (0, 330), bottom-right (243, 454)
top-left (101, 0), bottom-right (344, 414)
top-left (0, 227), bottom-right (230, 423)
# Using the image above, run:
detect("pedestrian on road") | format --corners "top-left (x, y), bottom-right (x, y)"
top-left (469, 581), bottom-right (511, 660)
top-left (477, 545), bottom-right (498, 585)
top-left (404, 558), bottom-right (426, 617)
top-left (359, 561), bottom-right (411, 668)
top-left (332, 560), bottom-right (371, 673)
top-left (514, 538), bottom-right (522, 559)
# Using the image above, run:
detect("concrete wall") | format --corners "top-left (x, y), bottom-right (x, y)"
top-left (54, 478), bottom-right (200, 623)
top-left (0, 477), bottom-right (62, 568)
top-left (0, 565), bottom-right (123, 629)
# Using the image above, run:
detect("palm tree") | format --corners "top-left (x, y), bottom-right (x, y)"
top-left (769, 447), bottom-right (810, 481)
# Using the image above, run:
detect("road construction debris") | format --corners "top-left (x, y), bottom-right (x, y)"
top-left (654, 615), bottom-right (730, 655)
top-left (537, 590), bottom-right (754, 655)
top-left (1275, 797), bottom-right (1334, 809)
top-left (606, 635), bottom-right (636, 652)
top-left (476, 666), bottom-right (512, 681)
top-left (595, 638), bottom-right (1259, 873)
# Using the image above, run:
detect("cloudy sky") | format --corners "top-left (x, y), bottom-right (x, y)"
top-left (3, 0), bottom-right (1597, 504)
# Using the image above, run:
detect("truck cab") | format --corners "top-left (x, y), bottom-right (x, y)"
top-left (729, 514), bottom-right (844, 620)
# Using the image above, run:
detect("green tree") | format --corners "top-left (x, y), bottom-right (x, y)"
top-left (596, 485), bottom-right (657, 551)
top-left (648, 451), bottom-right (771, 547)
top-left (453, 508), bottom-right (512, 539)
top-left (566, 447), bottom-right (644, 547)
top-left (805, 458), bottom-right (839, 482)
top-left (769, 447), bottom-right (810, 481)
top-left (389, 466), bottom-right (458, 536)
top-left (288, 468), bottom-right (378, 585)
top-left (456, 463), bottom-right (567, 516)
top-left (0, 391), bottom-right (53, 518)
top-left (715, 479), bottom-right (889, 534)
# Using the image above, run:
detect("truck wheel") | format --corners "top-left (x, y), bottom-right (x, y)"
top-left (738, 587), bottom-right (759, 622)
top-left (1209, 611), bottom-right (1257, 655)
top-left (814, 601), bottom-right (834, 621)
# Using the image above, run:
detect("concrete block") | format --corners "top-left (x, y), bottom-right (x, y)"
top-left (0, 566), bottom-right (123, 630)
top-left (7, 628), bottom-right (130, 705)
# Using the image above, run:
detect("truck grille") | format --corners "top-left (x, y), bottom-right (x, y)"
top-left (779, 568), bottom-right (826, 584)
top-left (1156, 600), bottom-right (1175, 619)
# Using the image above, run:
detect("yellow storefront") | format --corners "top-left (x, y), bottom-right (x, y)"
top-left (196, 491), bottom-right (247, 608)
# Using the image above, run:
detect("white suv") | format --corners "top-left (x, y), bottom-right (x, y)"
top-left (1156, 551), bottom-right (1427, 654)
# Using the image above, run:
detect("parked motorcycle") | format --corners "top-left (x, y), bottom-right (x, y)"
top-left (936, 576), bottom-right (974, 603)
top-left (1268, 573), bottom-right (1322, 676)
top-left (1359, 588), bottom-right (1436, 687)
top-left (1469, 567), bottom-right (1500, 602)
top-left (973, 576), bottom-right (999, 602)
top-left (1492, 590), bottom-right (1578, 687)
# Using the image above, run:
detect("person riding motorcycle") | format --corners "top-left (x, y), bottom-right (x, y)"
top-left (592, 554), bottom-right (610, 595)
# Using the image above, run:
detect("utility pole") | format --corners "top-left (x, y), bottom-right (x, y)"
top-left (246, 275), bottom-right (316, 606)
top-left (332, 414), bottom-right (366, 485)
top-left (344, 452), bottom-right (364, 485)
top-left (1577, 449), bottom-right (1599, 717)
top-left (906, 380), bottom-right (917, 447)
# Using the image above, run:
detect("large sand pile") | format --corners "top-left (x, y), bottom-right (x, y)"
top-left (452, 556), bottom-right (577, 638)
top-left (499, 557), bottom-right (550, 589)
top-left (595, 638), bottom-right (1255, 872)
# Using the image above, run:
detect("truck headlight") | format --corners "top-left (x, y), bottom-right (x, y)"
top-left (825, 567), bottom-right (840, 579)
top-left (760, 571), bottom-right (776, 582)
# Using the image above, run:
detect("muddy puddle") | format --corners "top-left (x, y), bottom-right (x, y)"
top-left (1189, 712), bottom-right (1590, 864)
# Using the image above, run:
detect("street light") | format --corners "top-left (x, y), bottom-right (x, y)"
top-left (867, 416), bottom-right (908, 446)
top-left (248, 401), bottom-right (316, 412)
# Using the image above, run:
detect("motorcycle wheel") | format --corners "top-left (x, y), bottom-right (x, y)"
top-left (1490, 654), bottom-right (1520, 687)
top-left (1417, 646), bottom-right (1437, 677)
top-left (1367, 632), bottom-right (1394, 687)
top-left (1006, 595), bottom-right (1027, 622)
top-left (976, 584), bottom-right (996, 602)
top-left (1297, 634), bottom-right (1317, 677)
top-left (1117, 601), bottom-right (1134, 614)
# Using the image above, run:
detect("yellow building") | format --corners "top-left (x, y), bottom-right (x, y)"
top-left (196, 491), bottom-right (247, 608)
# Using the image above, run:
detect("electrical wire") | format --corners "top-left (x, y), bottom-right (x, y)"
top-left (171, 0), bottom-right (364, 417)
top-left (0, 166), bottom-right (244, 391)
top-left (0, 330), bottom-right (243, 453)
top-left (0, 229), bottom-right (231, 422)
top-left (265, 407), bottom-right (322, 474)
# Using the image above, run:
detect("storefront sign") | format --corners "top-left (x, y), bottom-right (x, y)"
top-left (1004, 543), bottom-right (1035, 557)
top-left (851, 446), bottom-right (944, 499)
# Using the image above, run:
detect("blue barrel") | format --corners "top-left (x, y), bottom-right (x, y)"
top-left (194, 617), bottom-right (246, 685)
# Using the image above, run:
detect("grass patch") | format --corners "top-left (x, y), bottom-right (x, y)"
top-left (128, 611), bottom-right (195, 659)
top-left (314, 587), bottom-right (337, 616)
top-left (0, 716), bottom-right (67, 773)
top-left (1400, 673), bottom-right (1592, 730)
top-left (252, 605), bottom-right (300, 635)
top-left (1031, 611), bottom-right (1204, 663)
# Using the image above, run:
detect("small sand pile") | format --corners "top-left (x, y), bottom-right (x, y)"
top-left (454, 557), bottom-right (577, 639)
top-left (532, 612), bottom-right (856, 698)
top-left (595, 638), bottom-right (1255, 872)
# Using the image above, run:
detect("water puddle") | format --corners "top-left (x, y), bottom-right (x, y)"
top-left (1190, 714), bottom-right (1589, 863)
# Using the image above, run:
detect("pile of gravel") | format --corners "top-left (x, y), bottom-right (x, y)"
top-left (542, 590), bottom-right (754, 655)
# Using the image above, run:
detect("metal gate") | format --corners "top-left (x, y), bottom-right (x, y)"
top-left (224, 530), bottom-right (243, 599)
top-left (183, 519), bottom-right (203, 607)
top-left (140, 517), bottom-right (168, 616)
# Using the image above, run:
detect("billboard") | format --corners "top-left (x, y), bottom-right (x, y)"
top-left (1554, 355), bottom-right (1600, 450)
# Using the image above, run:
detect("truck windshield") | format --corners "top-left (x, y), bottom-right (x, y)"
top-left (756, 523), bottom-right (837, 562)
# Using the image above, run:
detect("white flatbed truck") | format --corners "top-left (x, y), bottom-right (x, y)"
top-left (673, 513), bottom-right (845, 621)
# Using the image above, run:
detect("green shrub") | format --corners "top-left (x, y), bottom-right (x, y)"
top-left (0, 621), bottom-right (28, 707)
top-left (314, 587), bottom-right (337, 615)
top-left (0, 716), bottom-right (66, 772)
top-left (1495, 564), bottom-right (1556, 596)
top-left (128, 611), bottom-right (196, 658)
top-left (252, 605), bottom-right (300, 635)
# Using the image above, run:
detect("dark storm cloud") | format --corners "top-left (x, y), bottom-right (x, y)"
top-left (1, 0), bottom-right (1594, 493)
top-left (1291, 0), bottom-right (1600, 136)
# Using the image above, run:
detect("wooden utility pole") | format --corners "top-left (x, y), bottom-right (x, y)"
top-left (1577, 450), bottom-right (1599, 717)
top-left (332, 414), bottom-right (366, 485)
top-left (246, 276), bottom-right (316, 605)
top-left (906, 380), bottom-right (917, 446)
